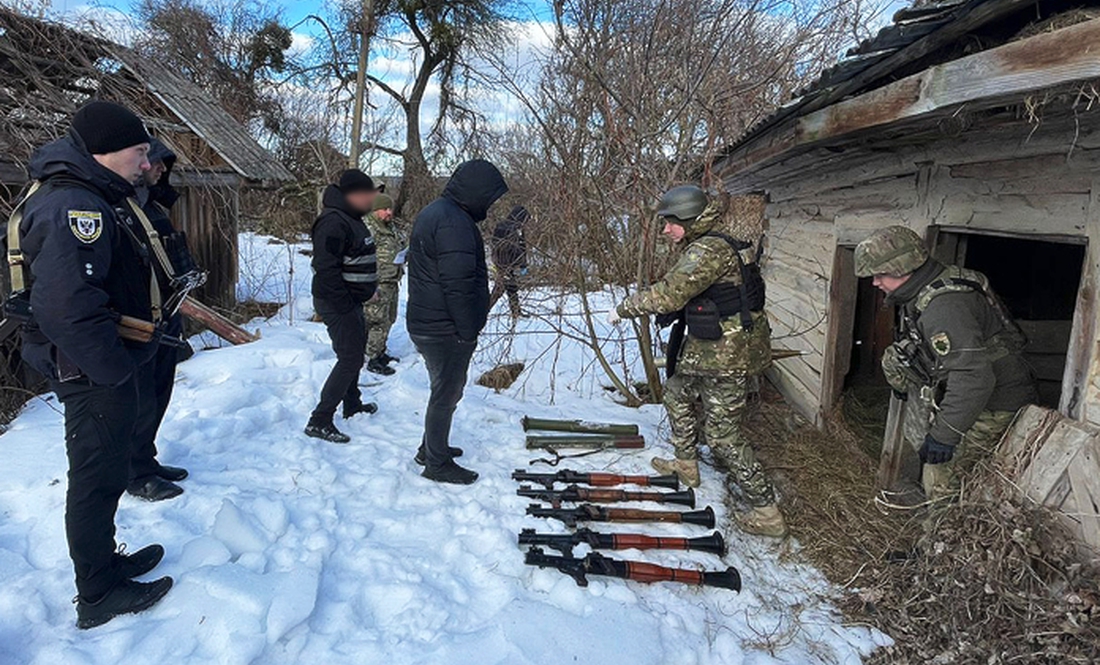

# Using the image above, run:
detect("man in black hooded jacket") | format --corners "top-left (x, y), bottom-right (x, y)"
top-left (406, 159), bottom-right (508, 484)
top-left (16, 101), bottom-right (173, 628)
top-left (127, 137), bottom-right (196, 501)
top-left (305, 169), bottom-right (380, 443)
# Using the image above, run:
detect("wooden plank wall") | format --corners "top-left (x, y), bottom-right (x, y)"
top-left (741, 105), bottom-right (1100, 425)
top-left (171, 185), bottom-right (240, 308)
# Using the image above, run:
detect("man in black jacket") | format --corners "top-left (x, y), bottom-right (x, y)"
top-left (305, 169), bottom-right (381, 443)
top-left (16, 101), bottom-right (173, 628)
top-left (127, 137), bottom-right (194, 501)
top-left (407, 159), bottom-right (508, 484)
top-left (489, 205), bottom-right (530, 318)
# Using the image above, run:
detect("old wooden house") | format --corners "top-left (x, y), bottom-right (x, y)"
top-left (712, 0), bottom-right (1100, 545)
top-left (0, 9), bottom-right (293, 307)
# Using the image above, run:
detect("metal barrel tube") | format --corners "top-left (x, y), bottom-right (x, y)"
top-left (679, 506), bottom-right (716, 528)
top-left (525, 434), bottom-right (645, 450)
top-left (522, 416), bottom-right (639, 436)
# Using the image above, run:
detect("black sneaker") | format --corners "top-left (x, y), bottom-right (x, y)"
top-left (414, 445), bottom-right (465, 466)
top-left (115, 544), bottom-right (165, 579)
top-left (422, 461), bottom-right (479, 485)
top-left (342, 402), bottom-right (378, 419)
top-left (305, 422), bottom-right (351, 443)
top-left (127, 476), bottom-right (184, 502)
top-left (367, 357), bottom-right (396, 376)
top-left (76, 577), bottom-right (173, 629)
top-left (155, 464), bottom-right (188, 482)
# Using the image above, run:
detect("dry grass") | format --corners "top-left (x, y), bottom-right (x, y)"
top-left (745, 383), bottom-right (1100, 663)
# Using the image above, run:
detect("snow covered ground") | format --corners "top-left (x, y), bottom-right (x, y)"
top-left (0, 233), bottom-right (889, 664)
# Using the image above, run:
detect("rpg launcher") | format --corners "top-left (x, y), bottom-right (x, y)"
top-left (518, 527), bottom-right (726, 557)
top-left (518, 484), bottom-right (696, 508)
top-left (524, 547), bottom-right (741, 591)
top-left (521, 416), bottom-right (639, 437)
top-left (526, 503), bottom-right (715, 529)
top-left (511, 468), bottom-right (680, 490)
top-left (525, 434), bottom-right (645, 450)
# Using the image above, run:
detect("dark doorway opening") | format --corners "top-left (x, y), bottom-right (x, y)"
top-left (936, 231), bottom-right (1085, 408)
top-left (846, 276), bottom-right (894, 390)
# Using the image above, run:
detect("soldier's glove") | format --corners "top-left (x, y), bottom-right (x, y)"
top-left (655, 311), bottom-right (681, 328)
top-left (892, 389), bottom-right (908, 402)
top-left (919, 434), bottom-right (955, 465)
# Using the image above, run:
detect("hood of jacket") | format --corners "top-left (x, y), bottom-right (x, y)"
top-left (27, 130), bottom-right (136, 204)
top-left (147, 137), bottom-right (179, 208)
top-left (442, 159), bottom-right (508, 223)
top-left (321, 184), bottom-right (367, 221)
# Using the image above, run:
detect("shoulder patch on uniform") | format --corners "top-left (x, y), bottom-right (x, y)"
top-left (930, 331), bottom-right (951, 356)
top-left (68, 210), bottom-right (103, 244)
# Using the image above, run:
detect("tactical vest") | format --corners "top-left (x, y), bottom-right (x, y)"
top-left (894, 266), bottom-right (1027, 389)
top-left (686, 232), bottom-right (766, 334)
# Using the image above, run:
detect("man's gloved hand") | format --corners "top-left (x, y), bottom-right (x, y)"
top-left (919, 434), bottom-right (955, 465)
top-left (655, 311), bottom-right (680, 328)
top-left (607, 310), bottom-right (623, 326)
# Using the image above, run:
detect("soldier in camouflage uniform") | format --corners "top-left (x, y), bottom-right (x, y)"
top-left (855, 226), bottom-right (1037, 504)
top-left (364, 193), bottom-right (406, 376)
top-left (610, 186), bottom-right (786, 538)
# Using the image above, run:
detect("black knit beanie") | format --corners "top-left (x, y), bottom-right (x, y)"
top-left (71, 101), bottom-right (150, 155)
top-left (338, 169), bottom-right (378, 194)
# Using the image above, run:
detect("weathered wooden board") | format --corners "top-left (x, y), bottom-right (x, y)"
top-left (876, 395), bottom-right (908, 490)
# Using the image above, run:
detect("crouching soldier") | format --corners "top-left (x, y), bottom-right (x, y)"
top-left (12, 101), bottom-right (173, 627)
top-left (855, 226), bottom-right (1037, 506)
top-left (610, 185), bottom-right (786, 538)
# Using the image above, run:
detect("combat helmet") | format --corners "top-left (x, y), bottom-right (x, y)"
top-left (657, 185), bottom-right (709, 222)
top-left (854, 226), bottom-right (929, 277)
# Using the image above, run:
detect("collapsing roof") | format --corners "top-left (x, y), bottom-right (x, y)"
top-left (713, 0), bottom-right (1100, 189)
top-left (0, 8), bottom-right (292, 185)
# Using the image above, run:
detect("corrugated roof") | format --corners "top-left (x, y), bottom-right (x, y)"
top-left (718, 0), bottom-right (1026, 161)
top-left (107, 45), bottom-right (293, 184)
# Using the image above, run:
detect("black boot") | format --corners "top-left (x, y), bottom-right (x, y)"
top-left (127, 476), bottom-right (184, 502)
top-left (115, 544), bottom-right (165, 579)
top-left (422, 461), bottom-right (479, 485)
top-left (342, 402), bottom-right (378, 419)
top-left (155, 464), bottom-right (188, 482)
top-left (414, 445), bottom-right (465, 466)
top-left (304, 420), bottom-right (351, 443)
top-left (380, 352), bottom-right (400, 364)
top-left (76, 577), bottom-right (173, 630)
top-left (367, 356), bottom-right (396, 376)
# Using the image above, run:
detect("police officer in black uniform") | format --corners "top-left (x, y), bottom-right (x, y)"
top-left (304, 169), bottom-right (381, 443)
top-left (127, 137), bottom-right (195, 501)
top-left (16, 101), bottom-right (173, 628)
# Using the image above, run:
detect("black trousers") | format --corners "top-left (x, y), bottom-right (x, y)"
top-left (311, 299), bottom-right (366, 421)
top-left (412, 334), bottom-right (477, 470)
top-left (129, 351), bottom-right (170, 481)
top-left (55, 374), bottom-right (140, 600)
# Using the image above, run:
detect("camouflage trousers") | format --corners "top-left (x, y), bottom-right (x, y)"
top-left (919, 409), bottom-right (1017, 504)
top-left (364, 282), bottom-right (399, 358)
top-left (663, 372), bottom-right (776, 507)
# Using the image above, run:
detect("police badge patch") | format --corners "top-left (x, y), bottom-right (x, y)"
top-left (931, 332), bottom-right (952, 356)
top-left (68, 210), bottom-right (103, 244)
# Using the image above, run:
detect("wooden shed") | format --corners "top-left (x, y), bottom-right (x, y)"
top-left (712, 0), bottom-right (1100, 545)
top-left (0, 8), bottom-right (294, 307)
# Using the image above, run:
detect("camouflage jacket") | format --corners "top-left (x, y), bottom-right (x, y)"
top-left (616, 203), bottom-right (771, 377)
top-left (366, 213), bottom-right (406, 284)
top-left (885, 260), bottom-right (1036, 445)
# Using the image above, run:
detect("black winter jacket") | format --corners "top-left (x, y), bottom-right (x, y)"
top-left (311, 184), bottom-right (377, 312)
top-left (140, 138), bottom-right (194, 336)
top-left (406, 159), bottom-right (508, 341)
top-left (491, 205), bottom-right (529, 270)
top-left (19, 131), bottom-right (157, 386)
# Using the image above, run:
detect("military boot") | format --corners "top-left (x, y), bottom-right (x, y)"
top-left (735, 504), bottom-right (788, 538)
top-left (367, 356), bottom-right (396, 376)
top-left (650, 457), bottom-right (701, 488)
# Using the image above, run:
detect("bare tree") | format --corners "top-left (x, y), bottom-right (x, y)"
top-left (485, 0), bottom-right (878, 404)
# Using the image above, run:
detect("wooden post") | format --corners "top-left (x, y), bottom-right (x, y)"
top-left (348, 0), bottom-right (376, 169)
top-left (876, 394), bottom-right (908, 490)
